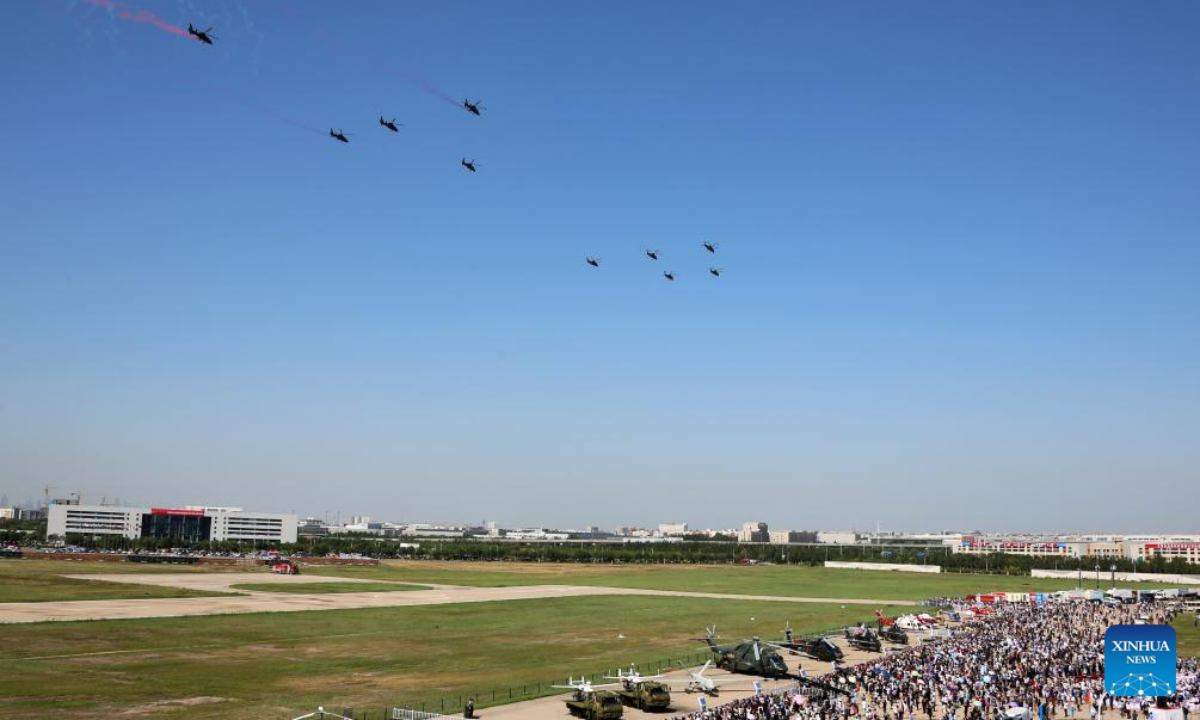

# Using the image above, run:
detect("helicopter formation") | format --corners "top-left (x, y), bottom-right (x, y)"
top-left (587, 241), bottom-right (725, 282)
top-left (182, 24), bottom-right (486, 168)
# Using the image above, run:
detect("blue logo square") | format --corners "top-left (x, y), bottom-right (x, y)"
top-left (1105, 625), bottom-right (1177, 697)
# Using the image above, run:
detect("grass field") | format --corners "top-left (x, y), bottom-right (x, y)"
top-left (229, 581), bottom-right (429, 594)
top-left (303, 560), bottom-right (1178, 600)
top-left (0, 595), bottom-right (917, 719)
top-left (0, 559), bottom-right (242, 602)
top-left (1174, 612), bottom-right (1200, 656)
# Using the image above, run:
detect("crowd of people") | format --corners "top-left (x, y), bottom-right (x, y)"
top-left (675, 601), bottom-right (1198, 720)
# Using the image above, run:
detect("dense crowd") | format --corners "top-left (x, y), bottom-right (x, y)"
top-left (676, 601), bottom-right (1198, 720)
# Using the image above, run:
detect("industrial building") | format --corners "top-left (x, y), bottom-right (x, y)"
top-left (47, 504), bottom-right (298, 544)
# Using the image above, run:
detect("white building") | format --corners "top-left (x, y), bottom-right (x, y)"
top-left (657, 522), bottom-right (689, 537)
top-left (47, 504), bottom-right (297, 544)
top-left (818, 531), bottom-right (859, 545)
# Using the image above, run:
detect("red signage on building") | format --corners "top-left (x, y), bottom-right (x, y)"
top-left (150, 508), bottom-right (205, 516)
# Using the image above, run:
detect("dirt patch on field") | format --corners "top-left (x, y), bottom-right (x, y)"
top-left (120, 696), bottom-right (230, 715)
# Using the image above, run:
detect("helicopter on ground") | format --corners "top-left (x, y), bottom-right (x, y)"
top-left (879, 623), bottom-right (909, 644)
top-left (187, 24), bottom-right (215, 44)
top-left (463, 99), bottom-right (484, 116)
top-left (553, 678), bottom-right (623, 719)
top-left (461, 158), bottom-right (478, 172)
top-left (695, 626), bottom-right (789, 678)
top-left (775, 622), bottom-right (845, 663)
top-left (329, 129), bottom-right (350, 143)
top-left (378, 117), bottom-right (402, 132)
top-left (844, 624), bottom-right (883, 653)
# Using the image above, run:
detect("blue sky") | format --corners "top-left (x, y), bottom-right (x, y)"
top-left (1, 0), bottom-right (1197, 531)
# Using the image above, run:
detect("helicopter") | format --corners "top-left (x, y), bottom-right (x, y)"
top-left (879, 623), bottom-right (909, 645)
top-left (586, 256), bottom-right (601, 267)
top-left (663, 271), bottom-right (675, 281)
top-left (844, 624), bottom-right (883, 653)
top-left (462, 99), bottom-right (484, 116)
top-left (329, 129), bottom-right (350, 144)
top-left (461, 158), bottom-right (478, 172)
top-left (553, 677), bottom-right (623, 719)
top-left (695, 626), bottom-right (789, 678)
top-left (645, 249), bottom-right (659, 260)
top-left (702, 240), bottom-right (718, 253)
top-left (378, 117), bottom-right (402, 132)
top-left (775, 621), bottom-right (845, 663)
top-left (187, 24), bottom-right (216, 45)
top-left (709, 267), bottom-right (722, 277)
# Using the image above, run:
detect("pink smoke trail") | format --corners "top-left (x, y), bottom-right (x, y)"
top-left (269, 0), bottom-right (467, 112)
top-left (77, 0), bottom-right (192, 39)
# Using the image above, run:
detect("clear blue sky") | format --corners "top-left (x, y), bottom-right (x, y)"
top-left (2, 0), bottom-right (1197, 532)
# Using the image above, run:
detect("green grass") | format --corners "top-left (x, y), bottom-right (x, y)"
top-left (0, 559), bottom-right (242, 603)
top-left (303, 560), bottom-right (1177, 601)
top-left (1174, 612), bottom-right (1200, 657)
top-left (0, 596), bottom-right (917, 719)
top-left (229, 581), bottom-right (428, 594)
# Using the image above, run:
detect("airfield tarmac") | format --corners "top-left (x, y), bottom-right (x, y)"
top-left (0, 571), bottom-right (904, 623)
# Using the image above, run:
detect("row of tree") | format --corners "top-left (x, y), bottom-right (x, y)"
top-left (20, 531), bottom-right (1199, 576)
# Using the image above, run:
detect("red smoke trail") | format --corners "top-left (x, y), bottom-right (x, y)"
top-left (77, 0), bottom-right (191, 38)
top-left (270, 0), bottom-right (467, 112)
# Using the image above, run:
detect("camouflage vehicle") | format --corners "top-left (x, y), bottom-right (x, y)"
top-left (616, 680), bottom-right (671, 711)
top-left (565, 689), bottom-right (624, 719)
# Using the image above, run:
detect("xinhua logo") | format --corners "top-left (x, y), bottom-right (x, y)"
top-left (1105, 625), bottom-right (1177, 697)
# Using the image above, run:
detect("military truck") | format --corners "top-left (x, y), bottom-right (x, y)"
top-left (565, 689), bottom-right (624, 719)
top-left (616, 680), bottom-right (671, 711)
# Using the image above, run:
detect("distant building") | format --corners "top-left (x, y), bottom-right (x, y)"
top-left (47, 504), bottom-right (297, 543)
top-left (769, 530), bottom-right (807, 544)
top-left (738, 521), bottom-right (769, 543)
top-left (658, 522), bottom-right (689, 537)
top-left (0, 507), bottom-right (15, 521)
top-left (818, 531), bottom-right (858, 545)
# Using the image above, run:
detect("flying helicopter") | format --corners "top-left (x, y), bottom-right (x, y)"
top-left (187, 24), bottom-right (216, 44)
top-left (695, 626), bottom-right (789, 678)
top-left (702, 240), bottom-right (718, 253)
top-left (645, 250), bottom-right (659, 260)
top-left (552, 677), bottom-right (623, 719)
top-left (709, 267), bottom-right (722, 277)
top-left (329, 129), bottom-right (350, 143)
top-left (461, 158), bottom-right (478, 172)
top-left (586, 256), bottom-right (601, 267)
top-left (663, 271), bottom-right (675, 281)
top-left (462, 99), bottom-right (484, 116)
top-left (378, 117), bottom-right (402, 132)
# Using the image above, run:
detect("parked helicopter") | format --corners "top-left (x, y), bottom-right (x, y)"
top-left (879, 623), bottom-right (909, 645)
top-left (695, 626), bottom-right (790, 678)
top-left (775, 622), bottom-right (845, 663)
top-left (844, 624), bottom-right (883, 653)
